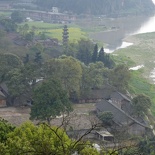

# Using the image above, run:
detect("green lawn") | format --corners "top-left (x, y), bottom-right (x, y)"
top-left (20, 21), bottom-right (87, 42)
top-left (129, 70), bottom-right (155, 115)
top-left (0, 11), bottom-right (12, 17)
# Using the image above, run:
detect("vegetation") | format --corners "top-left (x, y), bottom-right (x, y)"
top-left (0, 11), bottom-right (155, 154)
top-left (35, 0), bottom-right (155, 16)
top-left (0, 121), bottom-right (82, 155)
top-left (132, 94), bottom-right (152, 117)
top-left (98, 111), bottom-right (113, 126)
top-left (20, 22), bottom-right (87, 42)
top-left (0, 118), bottom-right (15, 143)
top-left (30, 78), bottom-right (72, 124)
top-left (0, 17), bottom-right (17, 32)
top-left (115, 33), bottom-right (155, 114)
top-left (0, 53), bottom-right (22, 83)
top-left (0, 119), bottom-right (154, 155)
top-left (109, 64), bottom-right (131, 91)
top-left (11, 11), bottom-right (24, 23)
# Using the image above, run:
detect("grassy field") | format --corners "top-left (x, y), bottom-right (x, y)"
top-left (21, 21), bottom-right (87, 42)
top-left (115, 33), bottom-right (155, 77)
top-left (129, 70), bottom-right (155, 115)
top-left (0, 11), bottom-right (12, 17)
top-left (114, 32), bottom-right (155, 114)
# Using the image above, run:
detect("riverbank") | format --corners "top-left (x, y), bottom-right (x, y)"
top-left (116, 32), bottom-right (155, 80)
top-left (114, 32), bottom-right (155, 115)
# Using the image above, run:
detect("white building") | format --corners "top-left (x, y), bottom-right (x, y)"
top-left (51, 7), bottom-right (59, 13)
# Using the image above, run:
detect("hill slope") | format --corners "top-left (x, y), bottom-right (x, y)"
top-left (35, 0), bottom-right (155, 16)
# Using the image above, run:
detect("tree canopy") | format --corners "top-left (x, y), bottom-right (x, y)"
top-left (109, 64), bottom-right (130, 91)
top-left (0, 53), bottom-right (22, 82)
top-left (0, 122), bottom-right (73, 155)
top-left (30, 78), bottom-right (72, 123)
top-left (0, 121), bottom-right (106, 155)
top-left (132, 94), bottom-right (152, 117)
top-left (0, 118), bottom-right (15, 143)
top-left (11, 11), bottom-right (24, 23)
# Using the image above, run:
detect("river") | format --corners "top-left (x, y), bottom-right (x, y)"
top-left (90, 14), bottom-right (155, 53)
top-left (89, 1), bottom-right (155, 82)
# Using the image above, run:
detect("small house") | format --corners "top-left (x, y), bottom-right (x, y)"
top-left (95, 130), bottom-right (114, 141)
top-left (96, 99), bottom-right (151, 136)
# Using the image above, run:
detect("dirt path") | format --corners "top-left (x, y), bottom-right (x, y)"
top-left (0, 104), bottom-right (98, 129)
top-left (0, 107), bottom-right (30, 126)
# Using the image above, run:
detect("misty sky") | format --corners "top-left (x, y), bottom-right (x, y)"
top-left (152, 0), bottom-right (155, 4)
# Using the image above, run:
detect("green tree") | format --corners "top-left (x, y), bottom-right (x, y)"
top-left (4, 122), bottom-right (73, 155)
top-left (77, 39), bottom-right (94, 65)
top-left (25, 31), bottom-right (35, 41)
top-left (0, 53), bottom-right (22, 82)
top-left (109, 64), bottom-right (130, 91)
top-left (31, 42), bottom-right (45, 53)
top-left (19, 24), bottom-right (29, 37)
top-left (0, 118), bottom-right (15, 143)
top-left (92, 44), bottom-right (98, 63)
top-left (59, 56), bottom-right (82, 96)
top-left (132, 94), bottom-right (152, 117)
top-left (11, 11), bottom-right (24, 23)
top-left (0, 30), bottom-right (11, 50)
top-left (34, 51), bottom-right (42, 64)
top-left (137, 137), bottom-right (155, 155)
top-left (0, 121), bottom-right (101, 155)
top-left (0, 18), bottom-right (17, 32)
top-left (44, 56), bottom-right (82, 98)
top-left (98, 111), bottom-right (113, 126)
top-left (23, 54), bottom-right (30, 64)
top-left (64, 42), bottom-right (78, 57)
top-left (80, 147), bottom-right (100, 155)
top-left (104, 54), bottom-right (115, 69)
top-left (97, 47), bottom-right (104, 63)
top-left (80, 62), bottom-right (105, 97)
top-left (6, 62), bottom-right (42, 105)
top-left (30, 78), bottom-right (72, 124)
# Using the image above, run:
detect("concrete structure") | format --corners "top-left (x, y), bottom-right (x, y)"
top-left (0, 2), bottom-right (12, 10)
top-left (51, 7), bottom-right (59, 13)
top-left (22, 10), bottom-right (76, 23)
top-left (95, 130), bottom-right (114, 141)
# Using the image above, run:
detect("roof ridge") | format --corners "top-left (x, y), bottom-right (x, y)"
top-left (107, 100), bottom-right (150, 129)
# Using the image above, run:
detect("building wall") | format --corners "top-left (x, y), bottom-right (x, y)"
top-left (128, 123), bottom-right (146, 136)
top-left (0, 4), bottom-right (11, 10)
top-left (24, 10), bottom-right (75, 23)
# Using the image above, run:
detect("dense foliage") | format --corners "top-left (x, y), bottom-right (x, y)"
top-left (35, 0), bottom-right (155, 16)
top-left (0, 118), bottom-right (15, 143)
top-left (30, 78), bottom-right (72, 123)
top-left (0, 121), bottom-right (92, 155)
top-left (0, 120), bottom-right (154, 155)
top-left (132, 94), bottom-right (152, 117)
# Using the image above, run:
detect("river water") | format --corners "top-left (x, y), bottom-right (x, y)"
top-left (90, 1), bottom-right (155, 82)
top-left (90, 14), bottom-right (155, 53)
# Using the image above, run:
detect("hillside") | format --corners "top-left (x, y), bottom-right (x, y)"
top-left (35, 0), bottom-right (155, 16)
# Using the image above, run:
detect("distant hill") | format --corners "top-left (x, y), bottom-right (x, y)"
top-left (35, 0), bottom-right (155, 16)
